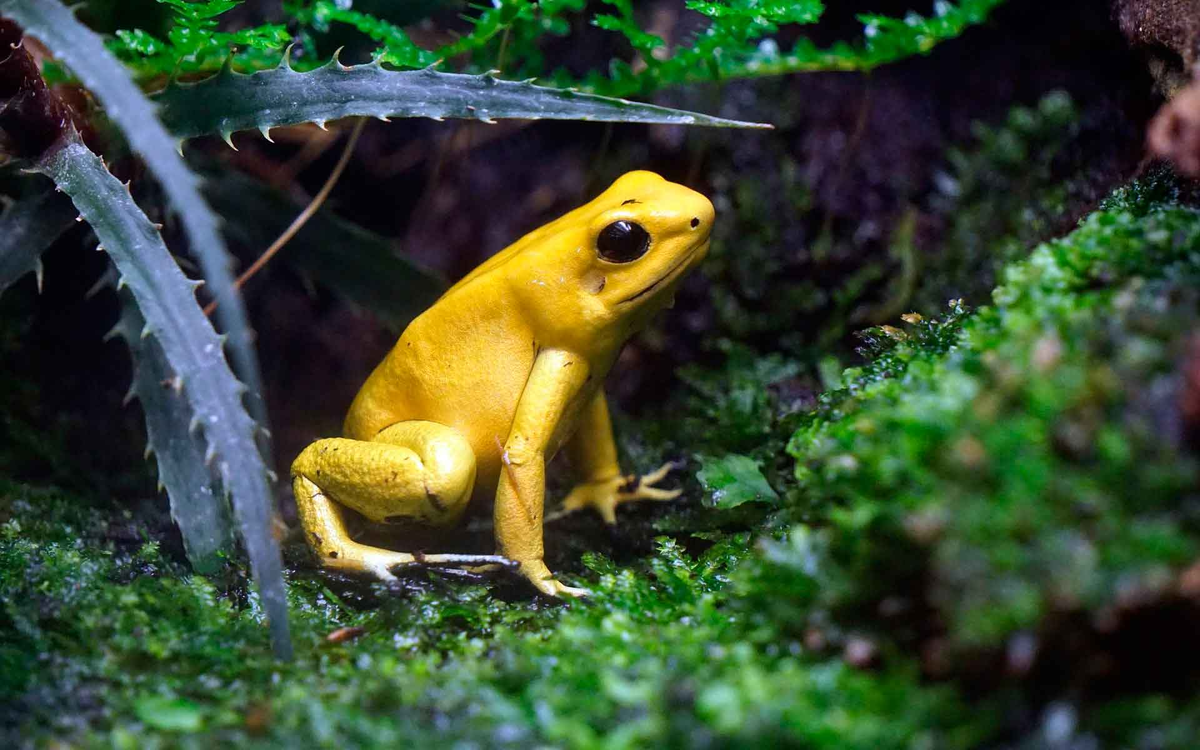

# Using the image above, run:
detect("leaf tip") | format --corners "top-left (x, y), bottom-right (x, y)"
top-left (331, 46), bottom-right (349, 71)
top-left (280, 43), bottom-right (297, 71)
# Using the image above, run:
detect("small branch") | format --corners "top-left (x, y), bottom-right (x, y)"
top-left (205, 118), bottom-right (366, 317)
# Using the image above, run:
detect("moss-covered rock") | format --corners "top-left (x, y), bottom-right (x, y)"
top-left (5, 172), bottom-right (1200, 746)
top-left (773, 170), bottom-right (1200, 736)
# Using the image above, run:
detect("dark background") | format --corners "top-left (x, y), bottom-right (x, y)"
top-left (0, 0), bottom-right (1163, 504)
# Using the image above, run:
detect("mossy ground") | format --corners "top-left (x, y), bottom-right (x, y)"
top-left (5, 165), bottom-right (1200, 747)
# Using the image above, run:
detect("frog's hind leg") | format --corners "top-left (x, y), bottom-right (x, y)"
top-left (291, 420), bottom-right (510, 581)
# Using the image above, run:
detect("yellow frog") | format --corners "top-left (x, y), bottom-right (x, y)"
top-left (291, 171), bottom-right (714, 596)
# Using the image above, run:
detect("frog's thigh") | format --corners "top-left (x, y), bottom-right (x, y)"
top-left (292, 420), bottom-right (476, 527)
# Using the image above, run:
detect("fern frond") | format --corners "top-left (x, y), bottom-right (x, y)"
top-left (292, 0), bottom-right (436, 68)
top-left (582, 0), bottom-right (1007, 96)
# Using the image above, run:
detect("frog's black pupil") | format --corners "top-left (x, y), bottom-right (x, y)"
top-left (597, 221), bottom-right (650, 263)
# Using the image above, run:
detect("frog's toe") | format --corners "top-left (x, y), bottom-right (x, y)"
top-left (637, 461), bottom-right (679, 486)
top-left (553, 582), bottom-right (591, 598)
top-left (461, 562), bottom-right (508, 575)
top-left (619, 462), bottom-right (685, 502)
top-left (535, 577), bottom-right (591, 597)
top-left (628, 485), bottom-right (683, 502)
top-left (367, 562), bottom-right (400, 582)
top-left (376, 570), bottom-right (400, 583)
top-left (598, 503), bottom-right (618, 525)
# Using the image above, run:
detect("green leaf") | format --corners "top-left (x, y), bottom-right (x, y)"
top-left (115, 295), bottom-right (231, 574)
top-left (111, 28), bottom-right (168, 57)
top-left (133, 695), bottom-right (205, 732)
top-left (158, 0), bottom-right (242, 21)
top-left (152, 58), bottom-right (771, 142)
top-left (297, 0), bottom-right (437, 68)
top-left (583, 0), bottom-right (1007, 96)
top-left (685, 0), bottom-right (824, 24)
top-left (696, 454), bottom-right (779, 509)
top-left (35, 131), bottom-right (291, 660)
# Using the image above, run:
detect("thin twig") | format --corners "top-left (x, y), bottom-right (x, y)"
top-left (204, 118), bottom-right (367, 317)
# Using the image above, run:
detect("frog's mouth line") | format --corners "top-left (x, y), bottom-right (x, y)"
top-left (618, 239), bottom-right (708, 305)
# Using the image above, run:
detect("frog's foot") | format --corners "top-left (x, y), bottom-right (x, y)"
top-left (519, 559), bottom-right (591, 598)
top-left (323, 546), bottom-right (414, 582)
top-left (322, 544), bottom-right (513, 583)
top-left (558, 461), bottom-right (683, 525)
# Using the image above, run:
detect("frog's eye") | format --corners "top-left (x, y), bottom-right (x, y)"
top-left (597, 221), bottom-right (650, 263)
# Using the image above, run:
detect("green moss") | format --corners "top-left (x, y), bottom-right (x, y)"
top-left (780, 176), bottom-right (1200, 703)
top-left (7, 173), bottom-right (1200, 745)
top-left (0, 484), bottom-right (981, 746)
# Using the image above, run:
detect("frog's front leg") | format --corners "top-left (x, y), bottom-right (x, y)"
top-left (494, 348), bottom-right (592, 597)
top-left (557, 391), bottom-right (682, 524)
top-left (291, 421), bottom-right (511, 581)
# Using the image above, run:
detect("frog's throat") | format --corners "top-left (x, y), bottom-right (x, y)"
top-left (616, 240), bottom-right (708, 305)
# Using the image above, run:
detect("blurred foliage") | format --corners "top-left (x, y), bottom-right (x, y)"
top-left (0, 312), bottom-right (79, 487)
top-left (105, 0), bottom-right (1008, 93)
top-left (773, 167), bottom-right (1200, 672)
top-left (917, 90), bottom-right (1083, 310)
top-left (203, 168), bottom-right (445, 331)
top-left (695, 89), bottom-right (1091, 373)
top-left (105, 0), bottom-right (291, 80)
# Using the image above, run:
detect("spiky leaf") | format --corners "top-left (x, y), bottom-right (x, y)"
top-left (153, 59), bottom-right (771, 141)
top-left (0, 0), bottom-right (272, 445)
top-left (0, 186), bottom-right (75, 295)
top-left (114, 293), bottom-right (231, 573)
top-left (35, 131), bottom-right (291, 659)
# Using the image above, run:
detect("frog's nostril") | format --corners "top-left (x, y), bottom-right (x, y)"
top-left (690, 217), bottom-right (700, 228)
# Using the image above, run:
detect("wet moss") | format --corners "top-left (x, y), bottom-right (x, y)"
top-left (0, 484), bottom-right (979, 746)
top-left (5, 173), bottom-right (1200, 745)
top-left (774, 173), bottom-right (1200, 729)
